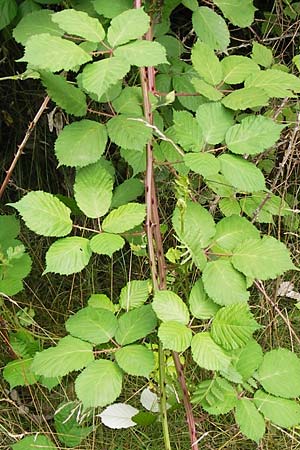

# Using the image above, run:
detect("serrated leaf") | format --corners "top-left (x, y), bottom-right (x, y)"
top-left (102, 203), bottom-right (146, 234)
top-left (0, 0), bottom-right (17, 30)
top-left (254, 390), bottom-right (300, 428)
top-left (213, 215), bottom-right (260, 251)
top-left (100, 403), bottom-right (138, 429)
top-left (3, 358), bottom-right (38, 389)
top-left (119, 280), bottom-right (150, 311)
top-left (88, 294), bottom-right (115, 312)
top-left (19, 33), bottom-right (92, 71)
top-left (31, 336), bottom-right (94, 378)
top-left (192, 377), bottom-right (237, 414)
top-left (44, 237), bottom-right (92, 275)
top-left (245, 69), bottom-right (300, 98)
top-left (152, 290), bottom-right (189, 325)
top-left (12, 435), bottom-right (56, 450)
top-left (107, 8), bottom-right (150, 47)
top-left (232, 339), bottom-right (263, 381)
top-left (192, 6), bottom-right (229, 52)
top-left (54, 401), bottom-right (92, 447)
top-left (157, 35), bottom-right (183, 59)
top-left (231, 236), bottom-right (295, 280)
top-left (52, 9), bottom-right (105, 42)
top-left (107, 115), bottom-right (152, 151)
top-left (114, 40), bottom-right (168, 66)
top-left (225, 115), bottom-right (284, 155)
top-left (8, 191), bottom-right (72, 237)
top-left (9, 329), bottom-right (39, 359)
top-left (112, 86), bottom-right (143, 116)
top-left (189, 279), bottom-right (220, 319)
top-left (257, 348), bottom-right (300, 398)
top-left (213, 0), bottom-right (256, 27)
top-left (173, 110), bottom-right (204, 151)
top-left (184, 152), bottom-right (220, 177)
top-left (191, 77), bottom-right (223, 101)
top-left (219, 197), bottom-right (241, 216)
top-left (13, 10), bottom-right (63, 45)
top-left (172, 73), bottom-right (205, 112)
top-left (235, 398), bottom-right (265, 443)
top-left (75, 360), bottom-right (122, 408)
top-left (251, 42), bottom-right (273, 68)
top-left (191, 332), bottom-right (231, 371)
top-left (191, 41), bottom-right (223, 85)
top-left (115, 305), bottom-right (157, 346)
top-left (115, 344), bottom-right (155, 377)
top-left (196, 102), bottom-right (234, 145)
top-left (222, 87), bottom-right (269, 110)
top-left (90, 233), bottom-right (125, 257)
top-left (158, 321), bottom-right (192, 352)
top-left (66, 306), bottom-right (118, 345)
top-left (111, 178), bottom-right (144, 208)
top-left (205, 173), bottom-right (235, 197)
top-left (55, 120), bottom-right (108, 167)
top-left (221, 56), bottom-right (260, 84)
top-left (93, 0), bottom-right (132, 18)
top-left (121, 148), bottom-right (146, 175)
top-left (218, 154), bottom-right (265, 193)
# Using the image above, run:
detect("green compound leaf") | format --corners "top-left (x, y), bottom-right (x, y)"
top-left (158, 321), bottom-right (192, 352)
top-left (115, 304), bottom-right (157, 346)
top-left (66, 306), bottom-right (118, 345)
top-left (55, 120), bottom-right (108, 167)
top-left (75, 360), bottom-right (123, 408)
top-left (196, 102), bottom-right (234, 145)
top-left (257, 348), bottom-right (300, 398)
top-left (235, 398), bottom-right (265, 443)
top-left (107, 115), bottom-right (152, 151)
top-left (90, 233), bottom-right (125, 257)
top-left (102, 203), bottom-right (146, 234)
top-left (119, 280), bottom-right (150, 311)
top-left (115, 344), bottom-right (155, 377)
top-left (0, 0), bottom-right (17, 31)
top-left (152, 290), bottom-right (190, 325)
top-left (211, 304), bottom-right (260, 350)
top-left (221, 56), bottom-right (260, 84)
top-left (213, 215), bottom-right (260, 252)
top-left (231, 339), bottom-right (263, 381)
top-left (218, 154), bottom-right (265, 193)
top-left (7, 191), bottom-right (72, 237)
top-left (225, 115), bottom-right (284, 155)
top-left (93, 0), bottom-right (132, 18)
top-left (12, 435), bottom-right (56, 450)
top-left (82, 57), bottom-right (130, 100)
top-left (251, 42), bottom-right (273, 68)
top-left (3, 358), bottom-right (38, 389)
top-left (191, 41), bottom-right (223, 85)
top-left (191, 332), bottom-right (231, 371)
top-left (13, 10), bottom-right (63, 45)
top-left (191, 77), bottom-right (223, 101)
top-left (173, 110), bottom-right (204, 152)
top-left (107, 8), bottom-right (150, 47)
top-left (202, 260), bottom-right (249, 306)
top-left (111, 178), bottom-right (144, 208)
top-left (222, 87), bottom-right (269, 110)
top-left (52, 9), bottom-right (105, 42)
top-left (231, 236), bottom-right (295, 280)
top-left (192, 377), bottom-right (237, 415)
top-left (44, 237), bottom-right (92, 275)
top-left (54, 401), bottom-right (93, 447)
top-left (213, 0), bottom-right (256, 27)
top-left (31, 336), bottom-right (94, 378)
top-left (19, 33), bottom-right (92, 71)
top-left (189, 279), bottom-right (220, 319)
top-left (114, 41), bottom-right (168, 67)
top-left (245, 69), bottom-right (300, 98)
top-left (192, 6), bottom-right (229, 52)
top-left (40, 71), bottom-right (87, 117)
top-left (254, 390), bottom-right (300, 428)
top-left (74, 160), bottom-right (113, 218)
top-left (184, 153), bottom-right (220, 178)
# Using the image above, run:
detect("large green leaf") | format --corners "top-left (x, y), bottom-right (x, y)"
top-left (3, 358), bottom-right (38, 389)
top-left (90, 233), bottom-right (125, 257)
top-left (222, 87), bottom-right (269, 110)
top-left (31, 336), bottom-right (94, 378)
top-left (75, 360), bottom-right (123, 408)
top-left (191, 332), bottom-right (231, 371)
top-left (173, 110), bottom-right (204, 152)
top-left (114, 41), bottom-right (168, 67)
top-left (44, 237), bottom-right (92, 275)
top-left (196, 102), bottom-right (234, 144)
top-left (107, 115), bottom-right (152, 151)
top-left (225, 115), bottom-right (284, 155)
top-left (191, 41), bottom-right (223, 85)
top-left (115, 344), bottom-right (155, 377)
top-left (235, 398), bottom-right (265, 443)
top-left (66, 306), bottom-right (118, 345)
top-left (52, 9), bottom-right (105, 42)
top-left (152, 290), bottom-right (190, 325)
top-left (111, 178), bottom-right (144, 208)
top-left (202, 260), bottom-right (249, 306)
top-left (184, 152), bottom-right (220, 177)
top-left (115, 305), bottom-right (157, 346)
top-left (107, 8), bottom-right (150, 47)
top-left (54, 401), bottom-right (93, 447)
top-left (92, 0), bottom-right (132, 18)
top-left (192, 377), bottom-right (237, 414)
top-left (231, 236), bottom-right (295, 280)
top-left (221, 56), bottom-right (260, 84)
top-left (119, 280), bottom-right (150, 311)
top-left (74, 160), bottom-right (113, 218)
top-left (211, 304), bottom-right (260, 350)
top-left (55, 120), bottom-right (108, 167)
top-left (254, 390), bottom-right (300, 428)
top-left (12, 435), bottom-right (56, 450)
top-left (102, 203), bottom-right (146, 234)
top-left (218, 154), bottom-right (265, 193)
top-left (213, 215), bottom-right (260, 251)
top-left (158, 321), bottom-right (192, 352)
top-left (192, 6), bottom-right (229, 52)
top-left (257, 348), bottom-right (300, 398)
top-left (0, 0), bottom-right (17, 30)
top-left (8, 191), bottom-right (72, 237)
top-left (245, 69), bottom-right (300, 97)
top-left (189, 279), bottom-right (220, 319)
top-left (13, 10), bottom-right (63, 45)
top-left (19, 33), bottom-right (92, 71)
top-left (213, 0), bottom-right (256, 27)
top-left (251, 42), bottom-right (273, 68)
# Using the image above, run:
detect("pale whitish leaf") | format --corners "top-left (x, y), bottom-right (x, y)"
top-left (245, 69), bottom-right (300, 98)
top-left (100, 403), bottom-right (138, 429)
top-left (44, 237), bottom-right (92, 275)
top-left (213, 215), bottom-right (260, 251)
top-left (257, 348), bottom-right (300, 398)
top-left (54, 401), bottom-right (93, 447)
top-left (191, 332), bottom-right (231, 371)
top-left (12, 435), bottom-right (56, 450)
top-left (74, 161), bottom-right (113, 218)
top-left (115, 305), bottom-right (157, 346)
top-left (158, 321), bottom-right (192, 352)
top-left (191, 77), bottom-right (223, 101)
top-left (231, 236), bottom-right (295, 280)
top-left (278, 281), bottom-right (300, 301)
top-left (88, 294), bottom-right (115, 312)
top-left (3, 358), bottom-right (38, 389)
top-left (184, 153), bottom-right (220, 177)
top-left (189, 279), bottom-right (220, 319)
top-left (173, 110), bottom-right (204, 151)
top-left (111, 178), bottom-right (144, 208)
top-left (251, 42), bottom-right (273, 68)
top-left (66, 306), bottom-right (118, 345)
top-left (7, 191), bottom-right (72, 237)
top-left (115, 344), bottom-right (155, 377)
top-left (219, 198), bottom-right (241, 216)
top-left (232, 339), bottom-right (263, 381)
top-left (192, 6), bottom-right (229, 52)
top-left (152, 290), bottom-right (189, 325)
top-left (93, 0), bottom-right (132, 18)
top-left (31, 336), bottom-right (94, 378)
top-left (107, 8), bottom-right (150, 47)
top-left (75, 360), bottom-right (122, 408)
top-left (40, 71), bottom-right (87, 117)
top-left (254, 390), bottom-right (300, 428)
top-left (172, 74), bottom-right (205, 112)
top-left (13, 10), bottom-right (63, 45)
top-left (205, 173), bottom-right (235, 197)
top-left (102, 203), bottom-right (146, 234)
top-left (52, 9), bottom-right (105, 42)
top-left (107, 115), bottom-right (152, 151)
top-left (196, 102), bottom-right (234, 145)
top-left (191, 41), bottom-right (223, 85)
top-left (114, 41), bottom-right (168, 67)
top-left (112, 87), bottom-right (143, 117)
top-left (192, 377), bottom-right (237, 414)
top-left (0, 0), bottom-right (17, 30)
top-left (225, 115), bottom-right (284, 155)
top-left (211, 304), bottom-right (260, 350)
top-left (55, 120), bottom-right (107, 167)
top-left (19, 34), bottom-right (92, 71)
top-left (90, 233), bottom-right (125, 257)
top-left (222, 87), bottom-right (269, 110)
top-left (82, 57), bottom-right (130, 100)
top-left (235, 398), bottom-right (265, 443)
top-left (218, 154), bottom-right (266, 193)
top-left (202, 260), bottom-right (249, 306)
top-left (221, 56), bottom-right (260, 84)
top-left (140, 388), bottom-right (159, 412)
top-left (213, 0), bottom-right (256, 27)
top-left (119, 280), bottom-right (150, 311)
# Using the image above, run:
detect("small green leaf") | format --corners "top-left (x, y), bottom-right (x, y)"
top-left (115, 344), bottom-right (155, 377)
top-left (173, 110), bottom-right (204, 152)
top-left (90, 233), bottom-right (125, 257)
top-left (158, 321), bottom-right (192, 352)
top-left (189, 279), bottom-right (220, 319)
top-left (112, 86), bottom-right (143, 116)
top-left (222, 87), bottom-right (269, 110)
top-left (172, 73), bottom-right (205, 112)
top-left (219, 198), bottom-right (241, 217)
top-left (192, 6), bottom-right (229, 52)
top-left (205, 173), bottom-right (235, 197)
top-left (52, 9), bottom-right (105, 42)
top-left (114, 40), bottom-right (168, 66)
top-left (184, 153), bottom-right (220, 177)
top-left (152, 290), bottom-right (189, 325)
top-left (3, 358), bottom-right (38, 389)
top-left (0, 214), bottom-right (20, 241)
top-left (13, 10), bottom-right (63, 45)
top-left (107, 8), bottom-right (150, 47)
top-left (88, 294), bottom-right (115, 312)
top-left (192, 377), bottom-right (237, 414)
top-left (196, 102), bottom-right (234, 145)
top-left (221, 56), bottom-right (260, 84)
top-left (115, 305), bottom-right (157, 346)
top-left (0, 0), bottom-right (17, 30)
top-left (119, 280), bottom-right (150, 311)
top-left (254, 390), bottom-right (300, 428)
top-left (44, 237), bottom-right (92, 275)
top-left (54, 401), bottom-right (93, 447)
top-left (213, 0), bottom-right (256, 27)
top-left (107, 115), bottom-right (152, 151)
top-left (251, 42), bottom-right (273, 68)
top-left (213, 215), bottom-right (260, 251)
top-left (12, 435), bottom-right (56, 450)
top-left (102, 203), bottom-right (146, 234)
top-left (92, 0), bottom-right (132, 18)
top-left (111, 178), bottom-right (144, 208)
top-left (245, 69), bottom-right (300, 98)
top-left (191, 332), bottom-right (231, 371)
top-left (232, 339), bottom-right (263, 381)
top-left (191, 77), bottom-right (223, 101)
top-left (191, 41), bottom-right (223, 85)
top-left (235, 398), bottom-right (265, 443)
